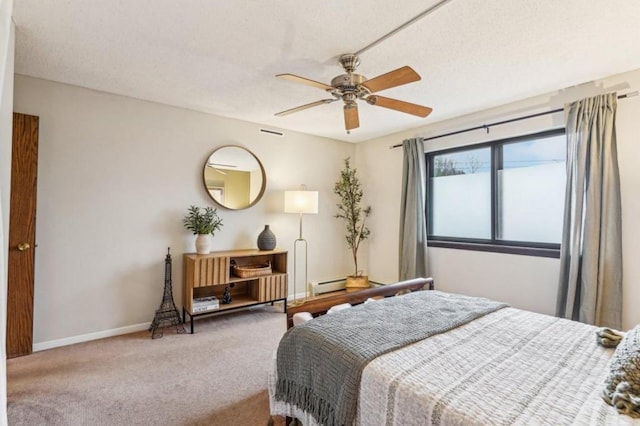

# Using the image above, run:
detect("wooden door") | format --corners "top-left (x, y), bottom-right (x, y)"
top-left (7, 113), bottom-right (39, 358)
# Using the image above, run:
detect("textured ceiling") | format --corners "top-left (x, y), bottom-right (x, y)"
top-left (12, 0), bottom-right (640, 142)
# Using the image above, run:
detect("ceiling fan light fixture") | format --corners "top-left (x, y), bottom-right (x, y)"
top-left (343, 92), bottom-right (357, 103)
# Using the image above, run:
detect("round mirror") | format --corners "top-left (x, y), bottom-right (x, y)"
top-left (203, 145), bottom-right (266, 210)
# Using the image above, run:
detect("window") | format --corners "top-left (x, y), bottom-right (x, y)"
top-left (427, 129), bottom-right (566, 257)
top-left (430, 146), bottom-right (492, 239)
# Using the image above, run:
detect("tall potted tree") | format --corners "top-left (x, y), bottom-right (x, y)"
top-left (183, 205), bottom-right (223, 254)
top-left (334, 158), bottom-right (372, 288)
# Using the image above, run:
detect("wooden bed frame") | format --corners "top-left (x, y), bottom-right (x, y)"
top-left (285, 277), bottom-right (434, 328)
top-left (275, 277), bottom-right (434, 426)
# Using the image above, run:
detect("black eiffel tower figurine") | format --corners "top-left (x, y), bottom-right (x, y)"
top-left (149, 248), bottom-right (186, 339)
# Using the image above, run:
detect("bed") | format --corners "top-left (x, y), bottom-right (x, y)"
top-left (268, 278), bottom-right (639, 425)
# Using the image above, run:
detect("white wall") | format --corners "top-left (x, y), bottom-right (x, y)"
top-left (13, 75), bottom-right (355, 347)
top-left (357, 68), bottom-right (640, 330)
top-left (10, 68), bottom-right (640, 351)
top-left (0, 0), bottom-right (14, 423)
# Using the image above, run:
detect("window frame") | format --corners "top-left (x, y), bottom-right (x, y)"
top-left (426, 128), bottom-right (566, 259)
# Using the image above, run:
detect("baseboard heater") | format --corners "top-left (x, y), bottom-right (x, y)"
top-left (310, 279), bottom-right (346, 296)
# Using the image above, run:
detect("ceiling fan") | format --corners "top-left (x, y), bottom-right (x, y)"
top-left (275, 53), bottom-right (433, 132)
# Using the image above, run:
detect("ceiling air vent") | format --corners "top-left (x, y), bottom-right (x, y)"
top-left (259, 128), bottom-right (284, 137)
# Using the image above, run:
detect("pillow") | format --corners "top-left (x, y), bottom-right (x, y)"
top-left (292, 312), bottom-right (314, 326)
top-left (327, 303), bottom-right (351, 314)
top-left (602, 325), bottom-right (640, 418)
top-left (292, 303), bottom-right (359, 327)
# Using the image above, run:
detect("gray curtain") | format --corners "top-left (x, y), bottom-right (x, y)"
top-left (399, 138), bottom-right (428, 280)
top-left (556, 93), bottom-right (622, 328)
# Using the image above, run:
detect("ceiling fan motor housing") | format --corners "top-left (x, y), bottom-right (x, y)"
top-left (330, 73), bottom-right (368, 93)
top-left (333, 53), bottom-right (370, 98)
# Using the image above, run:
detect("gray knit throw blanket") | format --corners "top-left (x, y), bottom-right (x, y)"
top-left (598, 326), bottom-right (640, 418)
top-left (275, 290), bottom-right (508, 426)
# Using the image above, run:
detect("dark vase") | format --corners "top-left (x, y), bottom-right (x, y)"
top-left (257, 225), bottom-right (276, 251)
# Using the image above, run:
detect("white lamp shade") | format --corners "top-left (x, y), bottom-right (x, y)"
top-left (284, 190), bottom-right (318, 214)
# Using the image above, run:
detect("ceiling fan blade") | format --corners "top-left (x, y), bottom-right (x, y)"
top-left (361, 66), bottom-right (421, 93)
top-left (344, 104), bottom-right (360, 131)
top-left (276, 73), bottom-right (334, 91)
top-left (275, 99), bottom-right (337, 116)
top-left (367, 95), bottom-right (433, 118)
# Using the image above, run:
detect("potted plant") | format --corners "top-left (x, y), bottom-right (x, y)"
top-left (334, 158), bottom-right (372, 288)
top-left (183, 205), bottom-right (223, 254)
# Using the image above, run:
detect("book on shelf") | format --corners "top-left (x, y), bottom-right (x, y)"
top-left (192, 296), bottom-right (219, 310)
top-left (192, 304), bottom-right (219, 313)
top-left (193, 296), bottom-right (218, 304)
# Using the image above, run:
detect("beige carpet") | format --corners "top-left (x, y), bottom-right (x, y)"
top-left (8, 305), bottom-right (289, 425)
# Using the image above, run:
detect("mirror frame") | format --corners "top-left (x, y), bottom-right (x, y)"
top-left (202, 145), bottom-right (267, 210)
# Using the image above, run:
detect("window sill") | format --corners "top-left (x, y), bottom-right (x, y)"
top-left (427, 240), bottom-right (560, 259)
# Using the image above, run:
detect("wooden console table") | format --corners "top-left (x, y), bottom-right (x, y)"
top-left (182, 249), bottom-right (288, 333)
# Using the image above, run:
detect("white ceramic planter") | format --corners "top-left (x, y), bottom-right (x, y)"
top-left (195, 234), bottom-right (211, 254)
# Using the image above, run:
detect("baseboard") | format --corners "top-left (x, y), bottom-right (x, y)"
top-left (287, 291), bottom-right (308, 302)
top-left (33, 322), bottom-right (152, 352)
top-left (34, 294), bottom-right (308, 351)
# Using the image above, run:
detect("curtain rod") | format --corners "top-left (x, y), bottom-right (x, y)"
top-left (390, 91), bottom-right (639, 149)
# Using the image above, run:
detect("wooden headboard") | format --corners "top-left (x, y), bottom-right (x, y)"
top-left (286, 277), bottom-right (434, 328)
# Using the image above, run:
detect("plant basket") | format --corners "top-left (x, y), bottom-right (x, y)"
top-left (232, 261), bottom-right (272, 278)
top-left (346, 275), bottom-right (370, 288)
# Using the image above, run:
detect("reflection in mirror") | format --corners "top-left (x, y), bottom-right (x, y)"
top-left (203, 145), bottom-right (266, 210)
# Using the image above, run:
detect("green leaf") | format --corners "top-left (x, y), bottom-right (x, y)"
top-left (182, 205), bottom-right (224, 236)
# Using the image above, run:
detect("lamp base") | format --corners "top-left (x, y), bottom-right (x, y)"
top-left (290, 236), bottom-right (308, 309)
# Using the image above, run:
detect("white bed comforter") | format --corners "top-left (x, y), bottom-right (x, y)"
top-left (270, 307), bottom-right (638, 425)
